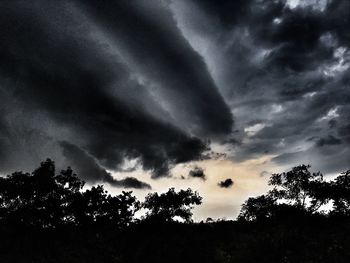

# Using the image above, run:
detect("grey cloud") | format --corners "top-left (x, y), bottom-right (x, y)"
top-left (75, 0), bottom-right (233, 138)
top-left (1, 0), bottom-right (349, 183)
top-left (170, 0), bottom-right (350, 174)
top-left (60, 141), bottom-right (151, 189)
top-left (188, 166), bottom-right (206, 180)
top-left (218, 178), bottom-right (234, 188)
top-left (315, 135), bottom-right (342, 147)
top-left (272, 137), bottom-right (350, 174)
top-left (0, 0), bottom-right (227, 181)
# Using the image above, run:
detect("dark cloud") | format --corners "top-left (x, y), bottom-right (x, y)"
top-left (188, 166), bottom-right (206, 181)
top-left (170, 0), bottom-right (350, 174)
top-left (1, 0), bottom-right (350, 184)
top-left (218, 178), bottom-right (234, 188)
top-left (75, 0), bottom-right (233, 137)
top-left (272, 141), bottom-right (350, 174)
top-left (328, 119), bottom-right (337, 129)
top-left (60, 141), bottom-right (151, 189)
top-left (190, 0), bottom-right (253, 27)
top-left (315, 135), bottom-right (342, 147)
top-left (0, 0), bottom-right (230, 182)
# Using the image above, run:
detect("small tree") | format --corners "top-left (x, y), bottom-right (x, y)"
top-left (142, 188), bottom-right (202, 223)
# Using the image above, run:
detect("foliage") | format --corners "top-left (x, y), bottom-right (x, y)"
top-left (268, 164), bottom-right (328, 212)
top-left (0, 159), bottom-right (203, 228)
top-left (142, 187), bottom-right (202, 222)
top-left (330, 170), bottom-right (350, 215)
top-left (239, 165), bottom-right (350, 222)
top-left (0, 159), bottom-right (139, 228)
top-left (0, 160), bottom-right (350, 262)
top-left (238, 195), bottom-right (278, 221)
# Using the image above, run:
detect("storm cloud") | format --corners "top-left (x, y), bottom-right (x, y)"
top-left (0, 0), bottom-right (349, 189)
top-left (170, 0), bottom-right (350, 174)
top-left (60, 141), bottom-right (151, 189)
top-left (0, 0), bottom-right (231, 186)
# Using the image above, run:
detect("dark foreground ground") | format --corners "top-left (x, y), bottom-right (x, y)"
top-left (1, 217), bottom-right (349, 263)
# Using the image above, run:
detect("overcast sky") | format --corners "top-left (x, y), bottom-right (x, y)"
top-left (0, 0), bottom-right (349, 219)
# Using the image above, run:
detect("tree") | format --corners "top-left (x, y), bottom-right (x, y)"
top-left (330, 170), bottom-right (350, 215)
top-left (0, 159), bottom-right (139, 228)
top-left (142, 188), bottom-right (202, 223)
top-left (237, 195), bottom-right (277, 221)
top-left (0, 159), bottom-right (69, 227)
top-left (268, 165), bottom-right (328, 213)
top-left (73, 186), bottom-right (139, 227)
top-left (104, 191), bottom-right (140, 226)
top-left (238, 165), bottom-right (334, 221)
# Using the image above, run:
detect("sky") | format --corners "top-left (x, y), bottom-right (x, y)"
top-left (0, 0), bottom-right (349, 220)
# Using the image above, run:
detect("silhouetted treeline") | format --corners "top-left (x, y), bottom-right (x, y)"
top-left (0, 160), bottom-right (350, 262)
top-left (239, 165), bottom-right (350, 221)
top-left (0, 159), bottom-right (202, 228)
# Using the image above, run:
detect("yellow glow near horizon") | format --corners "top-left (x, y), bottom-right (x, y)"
top-left (104, 155), bottom-right (278, 221)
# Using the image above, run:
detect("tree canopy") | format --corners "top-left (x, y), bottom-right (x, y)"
top-left (142, 188), bottom-right (202, 222)
top-left (0, 159), bottom-right (203, 228)
top-left (0, 159), bottom-right (139, 228)
top-left (1, 160), bottom-right (350, 262)
top-left (238, 165), bottom-right (350, 221)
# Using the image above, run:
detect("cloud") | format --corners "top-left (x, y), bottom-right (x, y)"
top-left (190, 0), bottom-right (254, 28)
top-left (0, 0), bottom-right (230, 181)
top-left (170, 0), bottom-right (350, 174)
top-left (75, 0), bottom-right (233, 138)
top-left (272, 142), bottom-right (350, 174)
top-left (218, 178), bottom-right (234, 188)
top-left (1, 0), bottom-right (350, 185)
top-left (188, 166), bottom-right (206, 181)
top-left (315, 135), bottom-right (342, 147)
top-left (60, 141), bottom-right (151, 189)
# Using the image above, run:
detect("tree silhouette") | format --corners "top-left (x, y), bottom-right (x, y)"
top-left (142, 188), bottom-right (202, 222)
top-left (330, 170), bottom-right (350, 215)
top-left (1, 160), bottom-right (350, 262)
top-left (0, 159), bottom-right (73, 227)
top-left (73, 186), bottom-right (139, 226)
top-left (238, 165), bottom-right (348, 221)
top-left (268, 164), bottom-right (328, 213)
top-left (238, 194), bottom-right (277, 221)
top-left (0, 159), bottom-right (138, 228)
